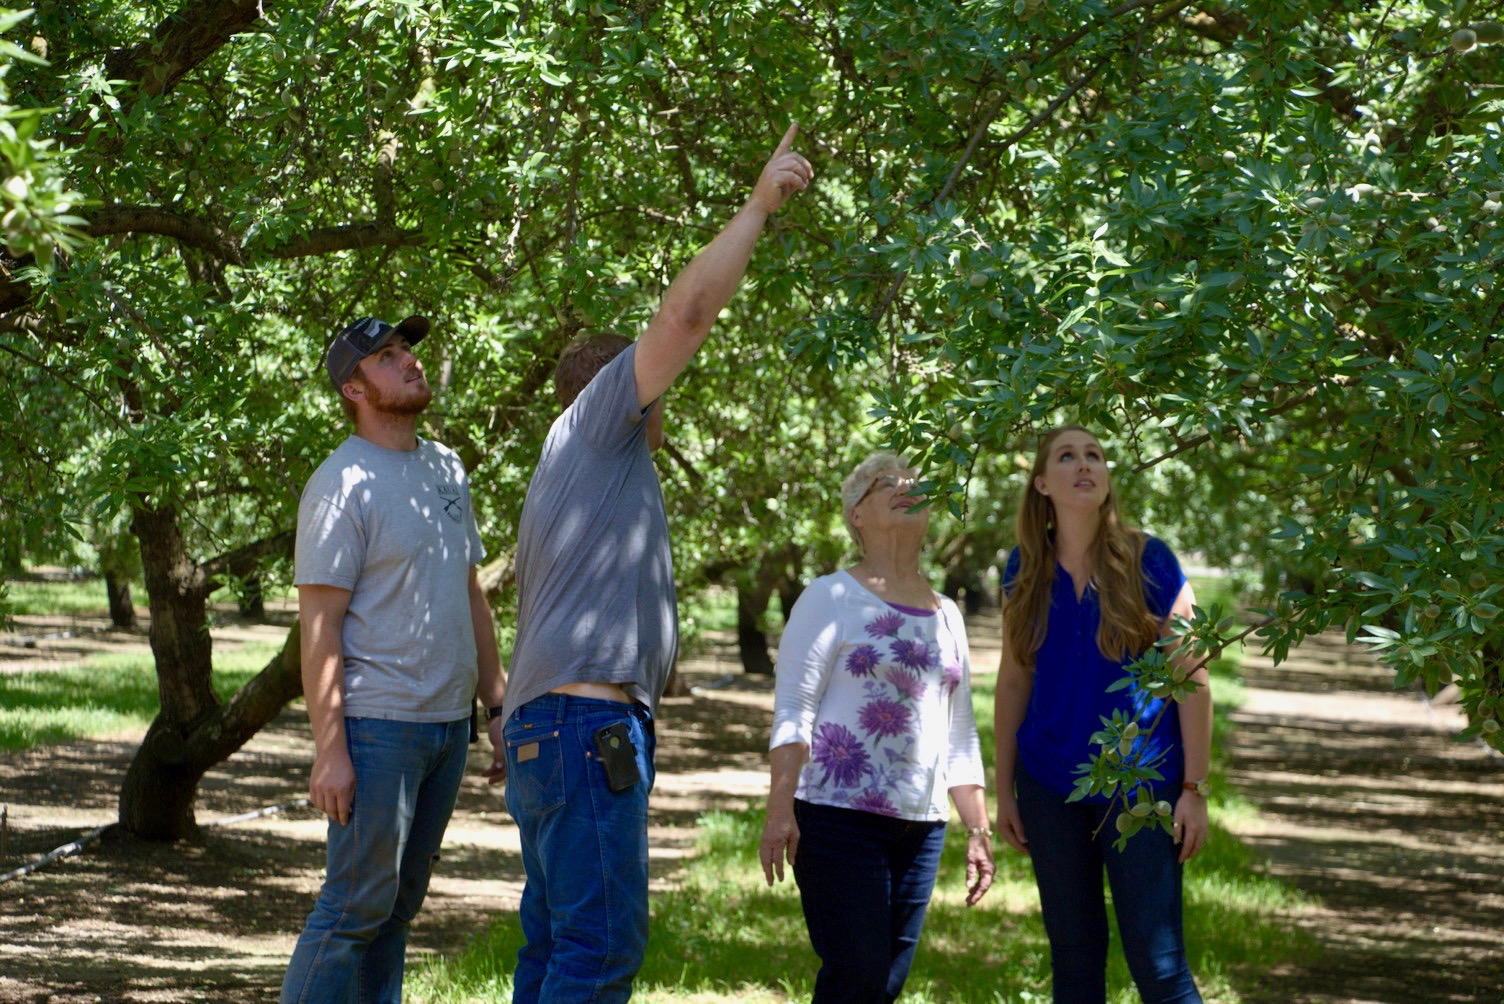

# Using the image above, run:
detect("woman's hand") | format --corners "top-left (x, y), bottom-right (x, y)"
top-left (965, 831), bottom-right (996, 906)
top-left (1173, 792), bottom-right (1209, 862)
top-left (995, 792), bottom-right (1029, 856)
top-left (759, 805), bottom-right (800, 884)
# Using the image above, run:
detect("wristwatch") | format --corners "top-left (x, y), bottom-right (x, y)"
top-left (485, 705), bottom-right (506, 723)
top-left (1182, 778), bottom-right (1209, 797)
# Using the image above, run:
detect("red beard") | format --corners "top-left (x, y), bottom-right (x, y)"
top-left (362, 376), bottom-right (433, 416)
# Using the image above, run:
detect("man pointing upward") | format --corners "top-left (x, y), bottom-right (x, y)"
top-left (488, 124), bottom-right (813, 1003)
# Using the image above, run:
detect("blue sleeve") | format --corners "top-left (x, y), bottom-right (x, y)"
top-left (1141, 537), bottom-right (1186, 620)
top-left (1001, 547), bottom-right (1021, 597)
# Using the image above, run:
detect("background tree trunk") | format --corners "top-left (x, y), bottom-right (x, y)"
top-left (736, 577), bottom-right (776, 676)
top-left (236, 573), bottom-right (265, 621)
top-left (735, 545), bottom-right (803, 675)
top-left (104, 573), bottom-right (137, 630)
top-left (98, 529), bottom-right (141, 630)
top-left (118, 505), bottom-right (303, 840)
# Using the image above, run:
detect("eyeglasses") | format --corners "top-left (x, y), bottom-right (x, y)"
top-left (855, 473), bottom-right (918, 507)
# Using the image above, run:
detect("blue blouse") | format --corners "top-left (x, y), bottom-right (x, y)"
top-left (1003, 536), bottom-right (1187, 800)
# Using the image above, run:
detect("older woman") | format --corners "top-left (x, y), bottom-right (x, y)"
top-left (759, 451), bottom-right (994, 1004)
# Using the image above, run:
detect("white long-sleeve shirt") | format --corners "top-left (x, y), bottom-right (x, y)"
top-left (769, 570), bottom-right (986, 822)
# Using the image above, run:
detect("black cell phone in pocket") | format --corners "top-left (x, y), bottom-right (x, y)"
top-left (594, 721), bottom-right (641, 793)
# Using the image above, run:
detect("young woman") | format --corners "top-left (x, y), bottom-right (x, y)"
top-left (994, 425), bottom-right (1210, 1004)
top-left (760, 451), bottom-right (994, 1003)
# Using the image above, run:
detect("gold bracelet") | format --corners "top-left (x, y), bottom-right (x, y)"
top-left (966, 826), bottom-right (993, 840)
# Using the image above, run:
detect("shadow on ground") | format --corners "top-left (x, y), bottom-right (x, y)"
top-left (1225, 633), bottom-right (1504, 1004)
top-left (0, 623), bottom-right (778, 1004)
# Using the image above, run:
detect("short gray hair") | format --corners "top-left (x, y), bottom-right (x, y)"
top-left (841, 450), bottom-right (909, 552)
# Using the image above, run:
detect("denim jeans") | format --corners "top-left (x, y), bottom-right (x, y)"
top-left (791, 799), bottom-right (947, 1004)
top-left (504, 694), bottom-right (656, 1004)
top-left (1014, 764), bottom-right (1202, 1004)
top-left (281, 715), bottom-right (471, 1004)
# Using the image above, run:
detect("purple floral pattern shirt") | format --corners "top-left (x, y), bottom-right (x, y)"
top-left (769, 571), bottom-right (985, 821)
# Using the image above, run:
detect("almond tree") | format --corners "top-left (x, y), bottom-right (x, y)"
top-left (6, 1), bottom-right (1501, 842)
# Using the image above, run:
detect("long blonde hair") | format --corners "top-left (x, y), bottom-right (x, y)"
top-left (1002, 425), bottom-right (1162, 668)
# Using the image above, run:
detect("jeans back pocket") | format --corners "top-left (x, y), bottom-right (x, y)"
top-left (504, 727), bottom-right (566, 816)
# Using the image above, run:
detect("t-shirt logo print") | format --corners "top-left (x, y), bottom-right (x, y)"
top-left (436, 484), bottom-right (463, 523)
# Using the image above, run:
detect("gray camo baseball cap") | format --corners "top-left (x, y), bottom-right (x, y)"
top-left (324, 315), bottom-right (430, 388)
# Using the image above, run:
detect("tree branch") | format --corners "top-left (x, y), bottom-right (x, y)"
top-left (87, 206), bottom-right (245, 265)
top-left (867, 0), bottom-right (1185, 330)
top-left (0, 337), bottom-right (131, 430)
top-left (102, 0), bottom-right (267, 101)
top-left (262, 223), bottom-right (427, 259)
top-left (199, 530), bottom-right (296, 585)
top-left (1178, 7), bottom-right (1249, 45)
top-left (1130, 385), bottom-right (1321, 473)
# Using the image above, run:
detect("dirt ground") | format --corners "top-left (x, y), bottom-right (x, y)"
top-left (1, 607), bottom-right (1501, 1003)
top-left (0, 609), bottom-right (777, 1004)
top-left (1220, 633), bottom-right (1504, 1004)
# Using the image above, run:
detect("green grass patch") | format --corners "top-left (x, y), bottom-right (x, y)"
top-left (0, 641), bottom-right (281, 751)
top-left (411, 801), bottom-right (1311, 1003)
top-left (411, 588), bottom-right (1313, 1002)
top-left (1, 575), bottom-right (295, 621)
top-left (2, 578), bottom-right (118, 617)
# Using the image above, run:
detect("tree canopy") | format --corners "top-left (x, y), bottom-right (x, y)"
top-left (3, 0), bottom-right (1501, 836)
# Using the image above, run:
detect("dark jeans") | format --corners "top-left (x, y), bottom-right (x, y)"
top-left (504, 694), bottom-right (656, 1004)
top-left (1015, 764), bottom-right (1202, 1004)
top-left (791, 799), bottom-right (946, 1004)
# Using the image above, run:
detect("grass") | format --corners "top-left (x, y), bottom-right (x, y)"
top-left (1, 574), bottom-right (295, 750)
top-left (677, 585), bottom-right (740, 651)
top-left (2, 575), bottom-right (295, 621)
top-left (5, 568), bottom-right (1312, 999)
top-left (2, 577), bottom-right (121, 617)
top-left (0, 641), bottom-right (283, 751)
top-left (409, 579), bottom-right (1317, 1003)
top-left (412, 797), bottom-right (1312, 1003)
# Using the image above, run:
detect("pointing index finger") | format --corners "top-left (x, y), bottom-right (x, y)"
top-left (774, 122), bottom-right (799, 157)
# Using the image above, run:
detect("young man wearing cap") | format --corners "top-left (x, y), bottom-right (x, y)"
top-left (281, 315), bottom-right (505, 1004)
top-left (483, 125), bottom-right (812, 1002)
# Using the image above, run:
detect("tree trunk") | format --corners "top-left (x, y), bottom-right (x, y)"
top-left (104, 573), bottom-right (137, 629)
top-left (736, 570), bottom-right (778, 676)
top-left (662, 663), bottom-right (689, 698)
top-left (237, 572), bottom-right (266, 620)
top-left (943, 562), bottom-right (987, 615)
top-left (98, 527), bottom-right (142, 629)
top-left (776, 573), bottom-right (804, 630)
top-left (118, 504), bottom-right (304, 840)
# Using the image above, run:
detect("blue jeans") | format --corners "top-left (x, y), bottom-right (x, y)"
top-left (281, 715), bottom-right (471, 1004)
top-left (504, 694), bottom-right (656, 1004)
top-left (791, 799), bottom-right (946, 1004)
top-left (1014, 764), bottom-right (1202, 1004)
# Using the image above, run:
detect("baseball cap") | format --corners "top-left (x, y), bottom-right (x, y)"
top-left (324, 315), bottom-right (430, 388)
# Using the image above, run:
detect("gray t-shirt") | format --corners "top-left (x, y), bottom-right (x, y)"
top-left (295, 435), bottom-right (486, 723)
top-left (503, 344), bottom-right (677, 720)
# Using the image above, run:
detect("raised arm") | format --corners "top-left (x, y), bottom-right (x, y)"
top-left (633, 123), bottom-right (813, 409)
